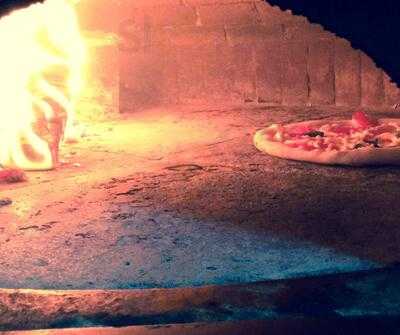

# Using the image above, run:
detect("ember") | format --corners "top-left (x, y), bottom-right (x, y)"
top-left (0, 167), bottom-right (26, 184)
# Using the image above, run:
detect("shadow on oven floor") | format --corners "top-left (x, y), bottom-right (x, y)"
top-left (0, 106), bottom-right (398, 290)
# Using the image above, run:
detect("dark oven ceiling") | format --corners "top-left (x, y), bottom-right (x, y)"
top-left (267, 0), bottom-right (400, 86)
top-left (0, 0), bottom-right (44, 16)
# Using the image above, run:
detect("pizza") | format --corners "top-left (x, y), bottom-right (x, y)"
top-left (254, 111), bottom-right (400, 166)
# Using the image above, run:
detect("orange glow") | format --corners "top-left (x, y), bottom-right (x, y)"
top-left (0, 0), bottom-right (85, 170)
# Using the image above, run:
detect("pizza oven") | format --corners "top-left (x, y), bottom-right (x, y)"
top-left (0, 0), bottom-right (399, 333)
top-left (80, 0), bottom-right (400, 112)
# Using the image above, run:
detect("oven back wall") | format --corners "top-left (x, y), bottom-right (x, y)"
top-left (76, 0), bottom-right (400, 112)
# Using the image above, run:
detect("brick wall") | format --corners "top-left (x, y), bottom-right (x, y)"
top-left (75, 0), bottom-right (400, 112)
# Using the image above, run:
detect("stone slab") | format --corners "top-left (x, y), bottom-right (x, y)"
top-left (119, 49), bottom-right (166, 112)
top-left (5, 317), bottom-right (400, 335)
top-left (75, 0), bottom-right (390, 109)
top-left (0, 266), bottom-right (399, 331)
top-left (255, 39), bottom-right (283, 104)
top-left (281, 41), bottom-right (308, 105)
top-left (308, 38), bottom-right (335, 105)
top-left (1, 107), bottom-right (398, 291)
top-left (361, 53), bottom-right (384, 107)
top-left (334, 39), bottom-right (361, 107)
top-left (384, 73), bottom-right (400, 107)
top-left (196, 3), bottom-right (258, 27)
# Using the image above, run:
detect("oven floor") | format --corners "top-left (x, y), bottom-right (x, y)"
top-left (0, 106), bottom-right (398, 289)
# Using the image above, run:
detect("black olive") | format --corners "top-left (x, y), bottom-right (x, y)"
top-left (354, 143), bottom-right (365, 149)
top-left (364, 139), bottom-right (380, 148)
top-left (304, 130), bottom-right (325, 137)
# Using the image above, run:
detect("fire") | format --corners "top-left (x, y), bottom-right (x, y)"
top-left (0, 0), bottom-right (85, 171)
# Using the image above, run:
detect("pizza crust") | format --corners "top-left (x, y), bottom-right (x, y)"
top-left (254, 118), bottom-right (400, 166)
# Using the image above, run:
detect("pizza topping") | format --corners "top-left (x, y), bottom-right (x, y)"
top-left (304, 130), bottom-right (325, 137)
top-left (255, 111), bottom-right (400, 166)
top-left (371, 124), bottom-right (397, 135)
top-left (364, 139), bottom-right (380, 148)
top-left (263, 112), bottom-right (400, 153)
top-left (352, 111), bottom-right (379, 128)
top-left (299, 142), bottom-right (317, 151)
top-left (375, 132), bottom-right (399, 147)
top-left (354, 143), bottom-right (366, 149)
top-left (273, 125), bottom-right (285, 142)
top-left (287, 124), bottom-right (313, 136)
top-left (325, 123), bottom-right (353, 135)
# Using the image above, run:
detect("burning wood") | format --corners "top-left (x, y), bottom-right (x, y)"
top-left (0, 167), bottom-right (26, 184)
top-left (0, 0), bottom-right (85, 171)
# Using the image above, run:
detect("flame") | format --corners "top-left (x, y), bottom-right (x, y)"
top-left (0, 0), bottom-right (85, 170)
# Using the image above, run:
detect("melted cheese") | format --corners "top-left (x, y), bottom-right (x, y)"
top-left (267, 120), bottom-right (400, 152)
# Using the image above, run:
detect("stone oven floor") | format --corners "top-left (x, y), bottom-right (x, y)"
top-left (0, 106), bottom-right (399, 289)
